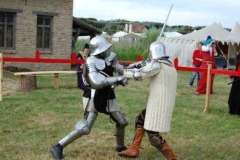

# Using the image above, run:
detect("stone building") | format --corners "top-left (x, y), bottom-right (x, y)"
top-left (0, 0), bottom-right (101, 71)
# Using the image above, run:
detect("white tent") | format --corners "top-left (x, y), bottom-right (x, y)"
top-left (111, 31), bottom-right (144, 42)
top-left (164, 31), bottom-right (182, 37)
top-left (229, 22), bottom-right (240, 63)
top-left (158, 22), bottom-right (240, 67)
top-left (231, 22), bottom-right (240, 36)
top-left (112, 31), bottom-right (128, 42)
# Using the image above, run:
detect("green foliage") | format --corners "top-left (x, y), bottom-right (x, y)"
top-left (1, 71), bottom-right (240, 159)
top-left (113, 28), bottom-right (160, 61)
top-left (79, 18), bottom-right (105, 29)
top-left (80, 17), bottom-right (97, 21)
top-left (94, 22), bottom-right (106, 29)
top-left (77, 18), bottom-right (232, 36)
top-left (74, 28), bottom-right (160, 62)
top-left (141, 28), bottom-right (160, 44)
top-left (110, 25), bottom-right (118, 31)
top-left (111, 41), bottom-right (147, 61)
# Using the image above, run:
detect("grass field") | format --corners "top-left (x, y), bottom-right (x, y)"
top-left (1, 70), bottom-right (240, 160)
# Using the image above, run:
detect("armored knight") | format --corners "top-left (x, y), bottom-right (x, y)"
top-left (118, 41), bottom-right (178, 159)
top-left (50, 35), bottom-right (128, 160)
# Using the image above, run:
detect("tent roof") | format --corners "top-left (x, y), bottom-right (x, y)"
top-left (159, 22), bottom-right (240, 45)
top-left (112, 31), bottom-right (128, 38)
top-left (164, 31), bottom-right (182, 37)
top-left (112, 31), bottom-right (144, 38)
top-left (231, 22), bottom-right (240, 36)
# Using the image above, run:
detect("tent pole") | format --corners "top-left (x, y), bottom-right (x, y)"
top-left (216, 43), bottom-right (231, 68)
top-left (159, 4), bottom-right (173, 37)
top-left (231, 43), bottom-right (238, 56)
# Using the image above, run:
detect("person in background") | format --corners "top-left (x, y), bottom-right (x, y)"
top-left (188, 42), bottom-right (203, 87)
top-left (196, 36), bottom-right (218, 95)
top-left (228, 52), bottom-right (240, 115)
top-left (77, 43), bottom-right (90, 90)
top-left (50, 35), bottom-right (128, 160)
top-left (118, 41), bottom-right (178, 160)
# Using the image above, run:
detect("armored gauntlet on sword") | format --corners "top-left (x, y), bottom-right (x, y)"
top-left (124, 59), bottom-right (148, 80)
top-left (127, 60), bottom-right (147, 69)
top-left (106, 76), bottom-right (128, 87)
top-left (87, 71), bottom-right (128, 89)
top-left (124, 61), bottom-right (161, 81)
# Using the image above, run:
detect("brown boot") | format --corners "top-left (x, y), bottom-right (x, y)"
top-left (160, 142), bottom-right (178, 160)
top-left (118, 127), bottom-right (145, 158)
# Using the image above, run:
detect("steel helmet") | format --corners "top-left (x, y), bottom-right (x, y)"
top-left (149, 41), bottom-right (169, 59)
top-left (90, 35), bottom-right (112, 55)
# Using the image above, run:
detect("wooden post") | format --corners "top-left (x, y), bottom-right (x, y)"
top-left (0, 53), bottom-right (2, 101)
top-left (204, 64), bottom-right (212, 112)
top-left (54, 73), bottom-right (59, 88)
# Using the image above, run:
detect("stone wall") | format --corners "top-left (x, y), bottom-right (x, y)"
top-left (0, 0), bottom-right (73, 71)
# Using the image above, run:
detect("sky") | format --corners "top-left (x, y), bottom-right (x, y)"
top-left (73, 0), bottom-right (240, 29)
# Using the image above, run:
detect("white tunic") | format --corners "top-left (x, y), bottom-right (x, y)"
top-left (124, 60), bottom-right (177, 132)
top-left (144, 60), bottom-right (177, 132)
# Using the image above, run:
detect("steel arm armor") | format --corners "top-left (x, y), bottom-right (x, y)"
top-left (124, 60), bottom-right (161, 80)
top-left (109, 52), bottom-right (124, 75)
top-left (83, 54), bottom-right (127, 89)
top-left (127, 59), bottom-right (148, 69)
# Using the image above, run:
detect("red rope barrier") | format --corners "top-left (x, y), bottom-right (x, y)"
top-left (3, 51), bottom-right (240, 77)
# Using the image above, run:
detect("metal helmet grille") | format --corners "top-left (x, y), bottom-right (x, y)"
top-left (150, 42), bottom-right (167, 59)
top-left (90, 35), bottom-right (112, 55)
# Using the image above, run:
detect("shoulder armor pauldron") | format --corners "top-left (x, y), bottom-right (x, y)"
top-left (92, 56), bottom-right (105, 70)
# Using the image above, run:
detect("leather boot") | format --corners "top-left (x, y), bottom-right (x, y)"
top-left (118, 127), bottom-right (145, 158)
top-left (159, 142), bottom-right (178, 160)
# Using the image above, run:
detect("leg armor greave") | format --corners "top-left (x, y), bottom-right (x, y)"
top-left (110, 111), bottom-right (128, 147)
top-left (58, 111), bottom-right (98, 147)
top-left (146, 131), bottom-right (165, 149)
top-left (147, 131), bottom-right (178, 160)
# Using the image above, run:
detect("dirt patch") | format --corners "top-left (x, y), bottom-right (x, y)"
top-left (1, 66), bottom-right (29, 96)
top-left (2, 77), bottom-right (20, 95)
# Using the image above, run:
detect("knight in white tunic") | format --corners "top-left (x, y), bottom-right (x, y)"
top-left (118, 41), bottom-right (178, 160)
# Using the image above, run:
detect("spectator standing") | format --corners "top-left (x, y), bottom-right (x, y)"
top-left (228, 52), bottom-right (240, 115)
top-left (76, 43), bottom-right (90, 90)
top-left (188, 42), bottom-right (203, 87)
top-left (196, 36), bottom-right (218, 94)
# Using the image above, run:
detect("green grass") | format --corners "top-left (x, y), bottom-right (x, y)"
top-left (1, 71), bottom-right (240, 160)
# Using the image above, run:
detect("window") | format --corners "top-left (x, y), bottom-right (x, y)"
top-left (37, 16), bottom-right (52, 49)
top-left (0, 12), bottom-right (15, 48)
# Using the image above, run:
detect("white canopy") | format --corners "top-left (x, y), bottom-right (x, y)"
top-left (164, 31), bottom-right (182, 37)
top-left (112, 31), bottom-right (144, 42)
top-left (157, 22), bottom-right (240, 66)
top-left (229, 22), bottom-right (240, 61)
top-left (231, 22), bottom-right (240, 36)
